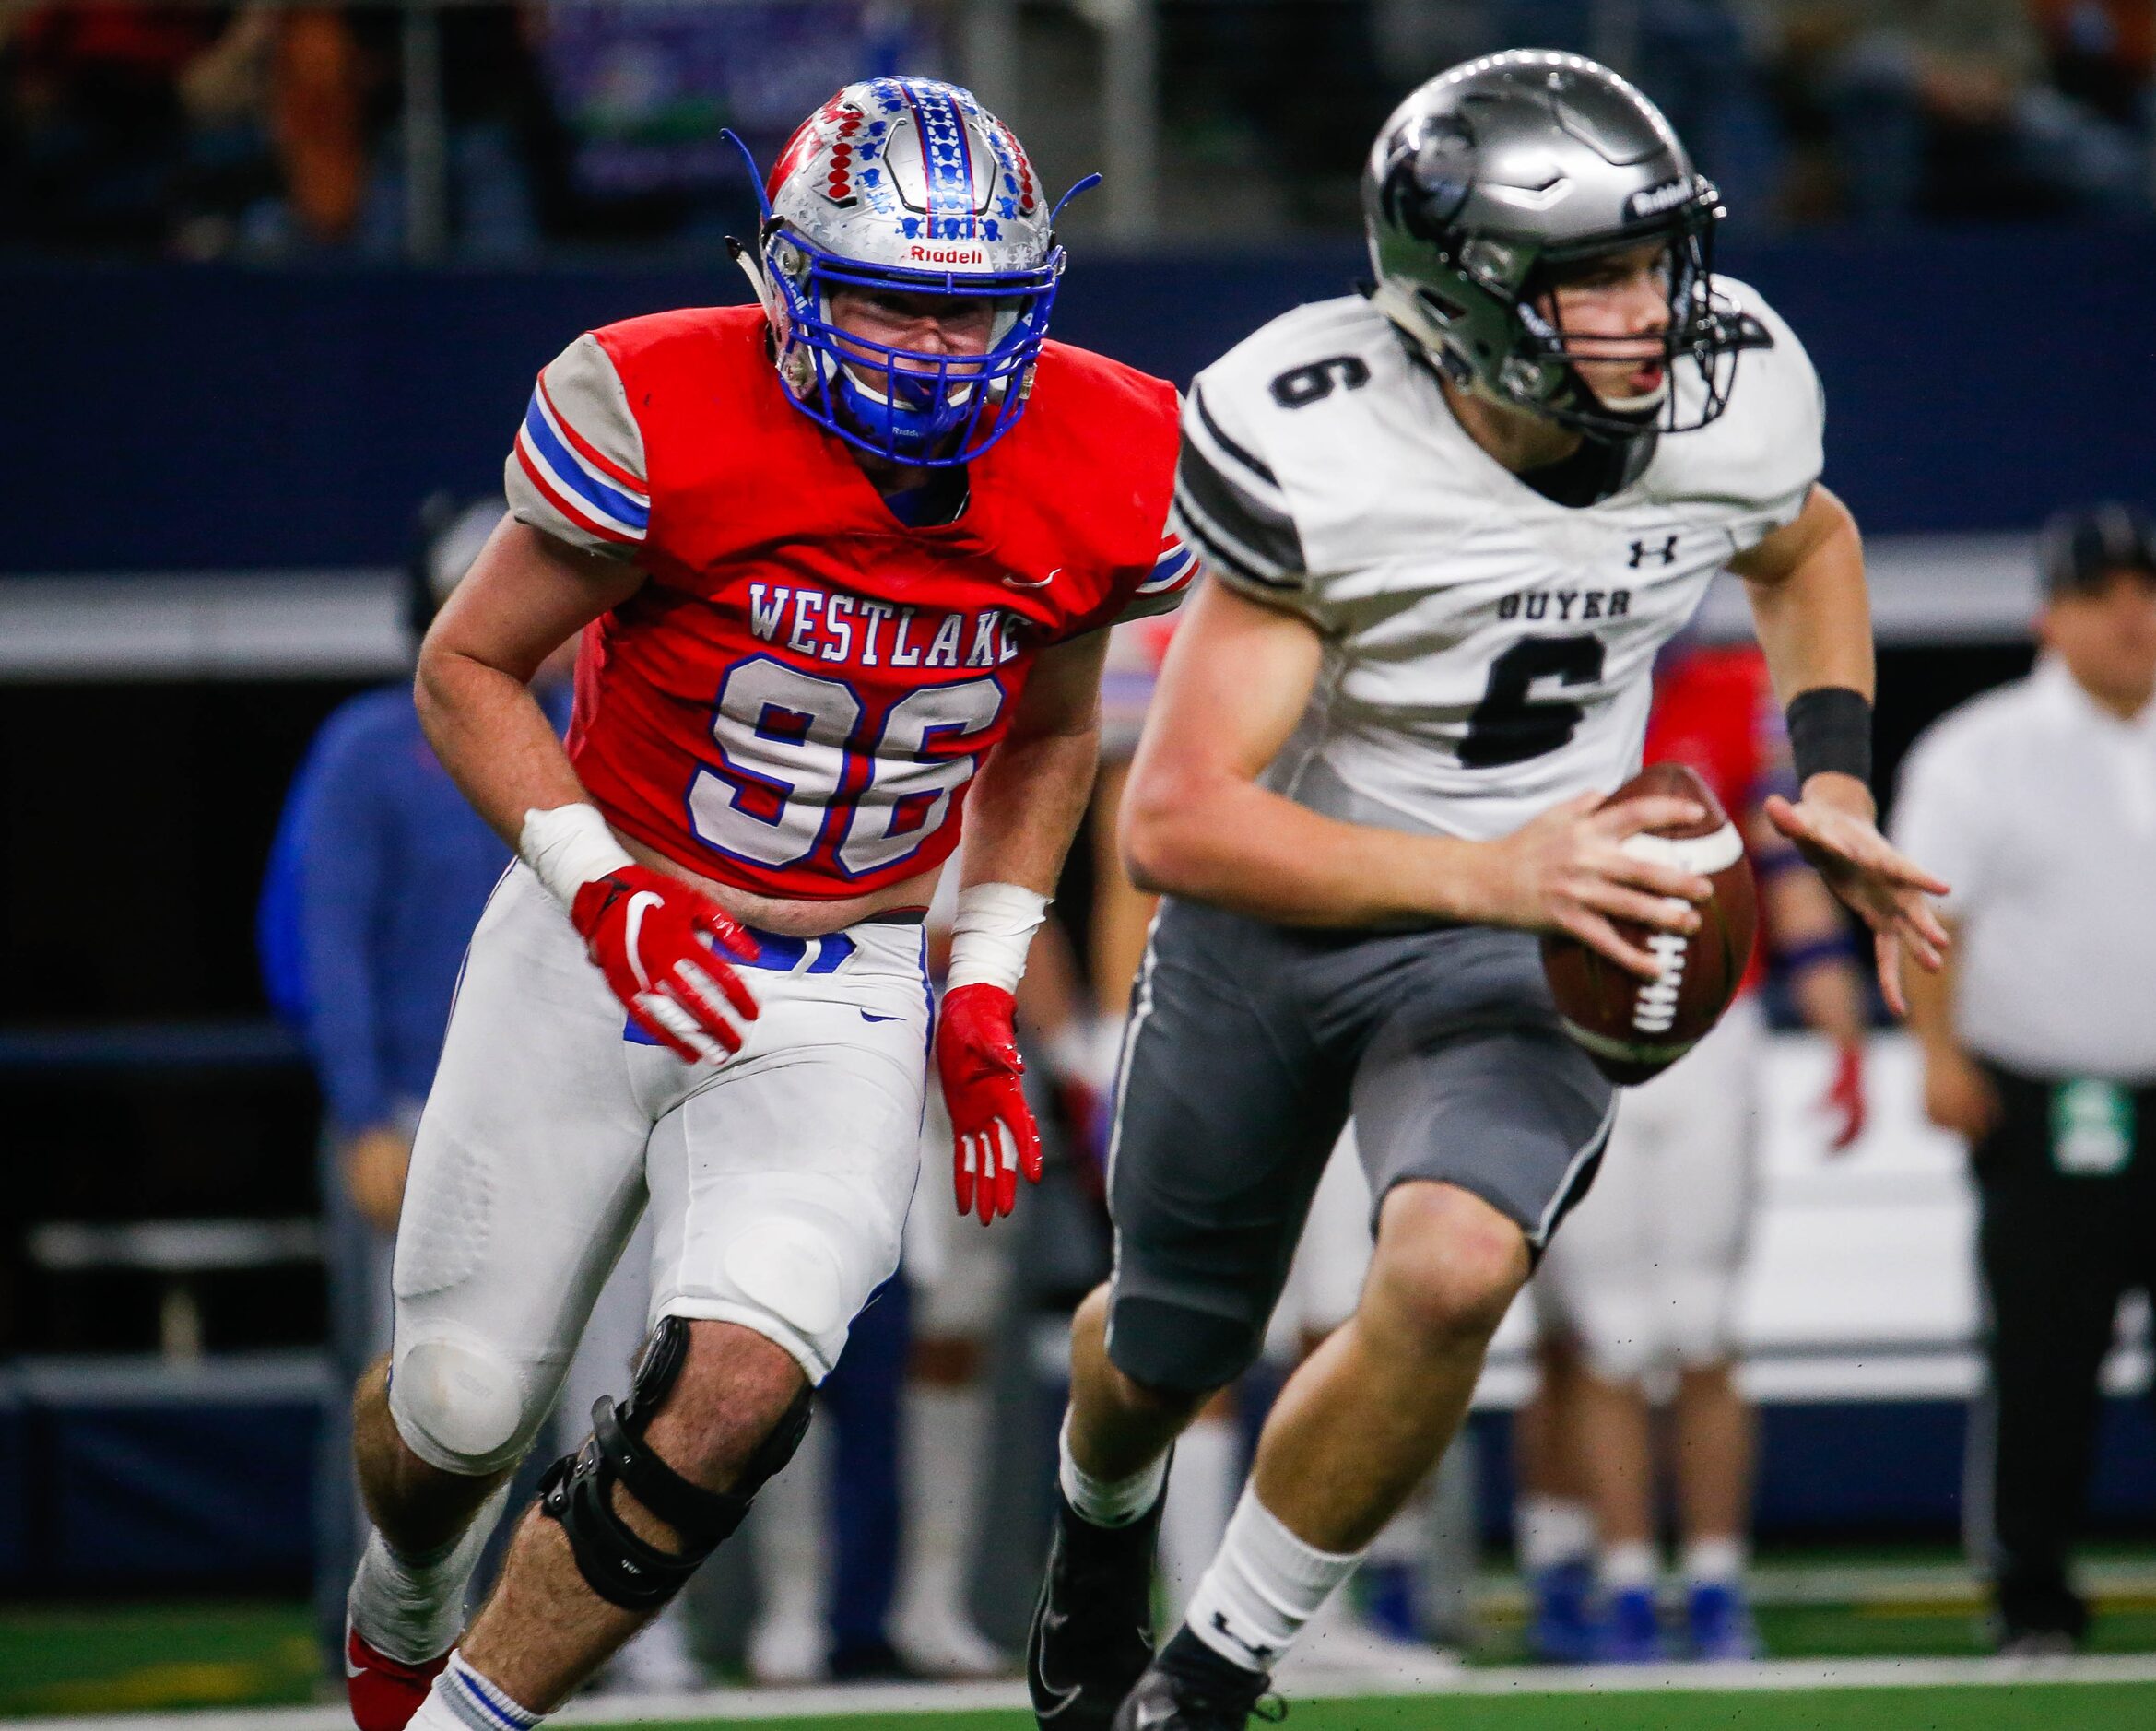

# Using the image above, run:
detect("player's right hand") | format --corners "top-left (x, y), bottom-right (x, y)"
top-left (341, 1125), bottom-right (413, 1234)
top-left (937, 982), bottom-right (1044, 1225)
top-left (1487, 790), bottom-right (1714, 979)
top-left (569, 866), bottom-right (760, 1064)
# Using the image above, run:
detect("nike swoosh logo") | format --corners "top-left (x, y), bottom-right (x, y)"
top-left (623, 891), bottom-right (663, 991)
top-left (1004, 566), bottom-right (1059, 589)
top-left (860, 1010), bottom-right (901, 1023)
top-left (1031, 1598), bottom-right (1083, 1717)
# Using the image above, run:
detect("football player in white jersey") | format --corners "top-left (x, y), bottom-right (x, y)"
top-left (1025, 53), bottom-right (1950, 1731)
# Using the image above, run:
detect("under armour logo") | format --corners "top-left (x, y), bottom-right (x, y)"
top-left (1211, 1610), bottom-right (1278, 1664)
top-left (1628, 534), bottom-right (1680, 568)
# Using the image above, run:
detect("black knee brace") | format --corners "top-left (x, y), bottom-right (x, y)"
top-left (538, 1316), bottom-right (813, 1610)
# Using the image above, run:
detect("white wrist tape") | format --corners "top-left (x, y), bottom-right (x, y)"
top-left (519, 803), bottom-right (636, 909)
top-left (946, 882), bottom-right (1051, 995)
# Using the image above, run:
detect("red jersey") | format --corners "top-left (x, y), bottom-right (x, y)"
top-left (504, 305), bottom-right (1189, 900)
top-left (1644, 642), bottom-right (1789, 995)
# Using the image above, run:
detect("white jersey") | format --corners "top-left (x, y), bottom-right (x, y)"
top-left (1169, 280), bottom-right (1822, 842)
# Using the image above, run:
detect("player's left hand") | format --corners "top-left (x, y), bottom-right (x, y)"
top-left (1820, 1038), bottom-right (1867, 1152)
top-left (936, 983), bottom-right (1044, 1224)
top-left (1763, 778), bottom-right (1950, 1018)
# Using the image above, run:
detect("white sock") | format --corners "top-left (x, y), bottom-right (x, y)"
top-left (1159, 1414), bottom-right (1240, 1626)
top-left (1184, 1485), bottom-right (1363, 1674)
top-left (348, 1482), bottom-right (512, 1664)
top-left (894, 1383), bottom-right (989, 1636)
top-left (410, 1651), bottom-right (543, 1731)
top-left (1682, 1536), bottom-right (1747, 1586)
top-left (1515, 1494), bottom-right (1595, 1573)
top-left (1058, 1414), bottom-right (1168, 1527)
top-left (1599, 1539), bottom-right (1658, 1592)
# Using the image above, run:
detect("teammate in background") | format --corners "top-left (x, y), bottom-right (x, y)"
top-left (339, 77), bottom-right (1189, 1731)
top-left (260, 503), bottom-right (584, 1678)
top-left (267, 502), bottom-right (707, 1693)
top-left (1091, 614), bottom-right (1182, 1019)
top-left (1517, 636), bottom-right (1872, 1666)
top-left (1027, 53), bottom-right (1947, 1731)
top-left (889, 892), bottom-right (1100, 1680)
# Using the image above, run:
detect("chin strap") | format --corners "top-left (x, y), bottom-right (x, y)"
top-left (726, 235), bottom-right (780, 323)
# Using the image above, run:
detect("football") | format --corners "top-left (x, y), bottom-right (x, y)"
top-left (1541, 760), bottom-right (1759, 1086)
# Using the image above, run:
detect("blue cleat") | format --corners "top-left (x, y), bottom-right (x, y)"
top-left (1526, 1559), bottom-right (1600, 1664)
top-left (1684, 1580), bottom-right (1762, 1661)
top-left (1593, 1584), bottom-right (1668, 1664)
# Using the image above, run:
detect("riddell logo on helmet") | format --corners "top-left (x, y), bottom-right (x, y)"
top-left (910, 244), bottom-right (984, 265)
top-left (1625, 179), bottom-right (1694, 219)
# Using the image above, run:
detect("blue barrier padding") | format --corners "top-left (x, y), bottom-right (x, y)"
top-left (0, 1019), bottom-right (303, 1073)
top-left (41, 1398), bottom-right (318, 1590)
top-left (3, 228), bottom-right (2151, 575)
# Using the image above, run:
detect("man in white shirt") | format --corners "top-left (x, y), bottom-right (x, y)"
top-left (1893, 501), bottom-right (2156, 1654)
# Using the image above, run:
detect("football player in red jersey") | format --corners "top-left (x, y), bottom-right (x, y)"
top-left (340, 77), bottom-right (1189, 1731)
top-left (1517, 637), bottom-right (1872, 1665)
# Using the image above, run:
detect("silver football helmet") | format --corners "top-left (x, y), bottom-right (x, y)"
top-left (735, 77), bottom-right (1078, 465)
top-left (1361, 51), bottom-right (1766, 435)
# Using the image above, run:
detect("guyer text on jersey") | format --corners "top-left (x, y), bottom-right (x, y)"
top-left (1495, 587), bottom-right (1633, 624)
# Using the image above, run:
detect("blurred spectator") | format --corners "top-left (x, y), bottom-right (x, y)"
top-left (266, 6), bottom-right (369, 245)
top-left (1482, 2), bottom-right (1784, 231)
top-left (1160, 1), bottom-right (1398, 224)
top-left (0, 3), bottom-right (276, 251)
top-left (1891, 503), bottom-right (2156, 1654)
top-left (2034, 1), bottom-right (2155, 129)
top-left (341, 3), bottom-right (550, 259)
top-left (259, 500), bottom-right (542, 1667)
top-left (1518, 640), bottom-right (1871, 1666)
top-left (1763, 1), bottom-right (2147, 222)
top-left (0, 3), bottom-right (549, 257)
top-left (530, 2), bottom-right (930, 246)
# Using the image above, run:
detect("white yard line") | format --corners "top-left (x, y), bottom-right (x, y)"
top-left (15, 1654), bottom-right (2156, 1731)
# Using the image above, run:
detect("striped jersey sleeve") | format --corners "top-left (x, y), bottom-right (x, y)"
top-left (1168, 376), bottom-right (1314, 615)
top-left (1112, 517), bottom-right (1198, 623)
top-left (504, 333), bottom-right (651, 560)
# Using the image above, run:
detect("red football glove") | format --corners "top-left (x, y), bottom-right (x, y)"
top-left (937, 982), bottom-right (1044, 1224)
top-left (1820, 1037), bottom-right (1868, 1152)
top-left (570, 866), bottom-right (760, 1064)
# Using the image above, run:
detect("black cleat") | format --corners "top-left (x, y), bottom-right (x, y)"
top-left (1028, 1487), bottom-right (1165, 1730)
top-left (1108, 1646), bottom-right (1279, 1731)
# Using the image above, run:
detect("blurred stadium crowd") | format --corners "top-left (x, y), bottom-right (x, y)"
top-left (3, 0), bottom-right (2154, 260)
top-left (3, 5), bottom-right (2155, 1717)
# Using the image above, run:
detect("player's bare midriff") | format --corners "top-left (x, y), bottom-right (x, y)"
top-left (621, 832), bottom-right (937, 937)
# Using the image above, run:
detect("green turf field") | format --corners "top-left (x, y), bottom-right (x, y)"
top-left (0, 1603), bottom-right (318, 1716)
top-left (624, 1687), bottom-right (2153, 1731)
top-left (6, 1553), bottom-right (2156, 1725)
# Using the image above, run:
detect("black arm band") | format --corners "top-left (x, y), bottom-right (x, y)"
top-left (1785, 686), bottom-right (1872, 788)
